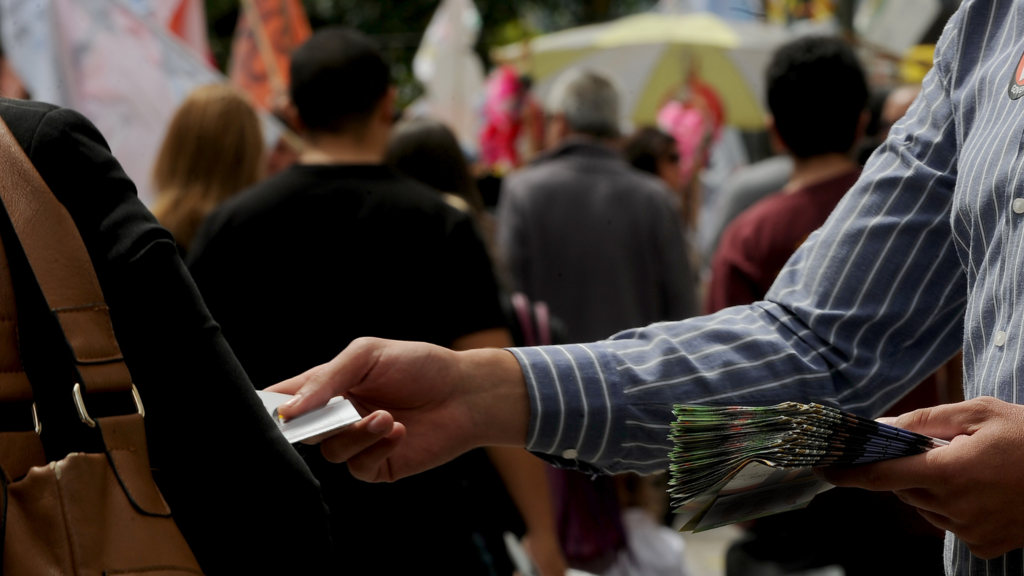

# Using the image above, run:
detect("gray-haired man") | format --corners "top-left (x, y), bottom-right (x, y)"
top-left (497, 68), bottom-right (698, 345)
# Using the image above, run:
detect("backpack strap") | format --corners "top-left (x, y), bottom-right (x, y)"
top-left (0, 222), bottom-right (44, 480)
top-left (0, 116), bottom-right (135, 413)
top-left (0, 116), bottom-right (162, 517)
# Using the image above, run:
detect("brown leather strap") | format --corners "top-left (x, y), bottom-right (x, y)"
top-left (97, 414), bottom-right (171, 516)
top-left (0, 231), bottom-right (31, 405)
top-left (0, 167), bottom-right (46, 475)
top-left (0, 239), bottom-right (44, 475)
top-left (0, 117), bottom-right (132, 396)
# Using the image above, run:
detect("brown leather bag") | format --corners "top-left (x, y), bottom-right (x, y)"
top-left (0, 117), bottom-right (204, 575)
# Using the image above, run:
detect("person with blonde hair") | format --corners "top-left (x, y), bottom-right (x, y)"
top-left (152, 83), bottom-right (263, 252)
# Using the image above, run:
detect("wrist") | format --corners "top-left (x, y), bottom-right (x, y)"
top-left (458, 348), bottom-right (530, 448)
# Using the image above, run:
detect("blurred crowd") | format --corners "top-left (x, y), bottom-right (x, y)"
top-left (146, 24), bottom-right (949, 576)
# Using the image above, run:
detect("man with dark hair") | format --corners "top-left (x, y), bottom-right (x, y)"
top-left (765, 36), bottom-right (869, 159)
top-left (188, 27), bottom-right (564, 576)
top-left (705, 40), bottom-right (949, 573)
top-left (705, 36), bottom-right (868, 312)
top-left (288, 27), bottom-right (391, 134)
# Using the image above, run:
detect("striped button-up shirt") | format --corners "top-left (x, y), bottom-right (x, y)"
top-left (509, 2), bottom-right (1024, 573)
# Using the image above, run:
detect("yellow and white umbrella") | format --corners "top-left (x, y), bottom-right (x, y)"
top-left (497, 12), bottom-right (792, 130)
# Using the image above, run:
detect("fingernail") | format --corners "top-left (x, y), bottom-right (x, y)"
top-left (367, 412), bottom-right (390, 434)
top-left (282, 394), bottom-right (303, 408)
top-left (875, 417), bottom-right (896, 425)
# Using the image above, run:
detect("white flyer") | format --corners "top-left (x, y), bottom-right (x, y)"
top-left (256, 390), bottom-right (361, 444)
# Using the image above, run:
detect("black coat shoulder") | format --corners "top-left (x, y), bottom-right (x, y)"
top-left (0, 98), bottom-right (334, 574)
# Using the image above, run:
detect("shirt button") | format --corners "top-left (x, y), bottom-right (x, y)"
top-left (562, 448), bottom-right (579, 459)
top-left (995, 330), bottom-right (1007, 346)
top-left (1014, 199), bottom-right (1024, 214)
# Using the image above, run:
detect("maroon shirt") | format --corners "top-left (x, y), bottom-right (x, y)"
top-left (706, 168), bottom-right (861, 314)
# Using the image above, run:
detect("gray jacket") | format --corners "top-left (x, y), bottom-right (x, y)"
top-left (497, 139), bottom-right (698, 343)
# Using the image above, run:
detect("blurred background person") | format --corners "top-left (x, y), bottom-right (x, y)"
top-left (622, 127), bottom-right (687, 219)
top-left (188, 28), bottom-right (565, 576)
top-left (854, 86), bottom-right (893, 166)
top-left (151, 83), bottom-right (263, 254)
top-left (606, 473), bottom-right (691, 576)
top-left (706, 36), bottom-right (867, 312)
top-left (623, 126), bottom-right (701, 272)
top-left (497, 67), bottom-right (698, 574)
top-left (705, 35), bottom-right (945, 576)
top-left (385, 116), bottom-right (569, 574)
top-left (699, 153), bottom-right (793, 267)
top-left (655, 68), bottom-right (725, 240)
top-left (857, 83), bottom-right (923, 166)
top-left (499, 68), bottom-right (698, 344)
top-left (387, 117), bottom-right (494, 245)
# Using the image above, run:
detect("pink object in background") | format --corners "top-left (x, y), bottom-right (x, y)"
top-left (479, 65), bottom-right (543, 172)
top-left (656, 78), bottom-right (725, 186)
top-left (480, 66), bottom-right (525, 171)
top-left (657, 101), bottom-right (711, 186)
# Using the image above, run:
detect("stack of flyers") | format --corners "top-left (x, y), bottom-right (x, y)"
top-left (669, 402), bottom-right (948, 533)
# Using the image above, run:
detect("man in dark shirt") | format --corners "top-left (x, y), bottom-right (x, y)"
top-left (188, 28), bottom-right (529, 574)
top-left (706, 37), bottom-right (867, 313)
top-left (705, 37), bottom-right (945, 576)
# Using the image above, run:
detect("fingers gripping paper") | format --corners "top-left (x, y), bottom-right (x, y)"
top-left (256, 390), bottom-right (360, 444)
top-left (669, 402), bottom-right (948, 532)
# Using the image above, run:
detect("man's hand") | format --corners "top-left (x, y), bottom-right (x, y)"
top-left (816, 396), bottom-right (1024, 559)
top-left (267, 337), bottom-right (530, 482)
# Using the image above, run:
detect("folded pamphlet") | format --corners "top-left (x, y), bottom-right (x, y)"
top-left (669, 402), bottom-right (948, 533)
top-left (256, 390), bottom-right (361, 444)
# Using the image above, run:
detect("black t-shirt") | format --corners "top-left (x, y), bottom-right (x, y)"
top-left (188, 164), bottom-right (518, 574)
top-left (189, 164), bottom-right (505, 387)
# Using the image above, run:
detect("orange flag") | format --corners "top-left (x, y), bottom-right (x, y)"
top-left (228, 0), bottom-right (311, 110)
top-left (165, 0), bottom-right (214, 63)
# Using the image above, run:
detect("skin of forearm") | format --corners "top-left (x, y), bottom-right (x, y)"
top-left (456, 347), bottom-right (531, 447)
top-left (451, 328), bottom-right (531, 448)
top-left (451, 329), bottom-right (555, 535)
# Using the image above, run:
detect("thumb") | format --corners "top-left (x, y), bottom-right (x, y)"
top-left (276, 338), bottom-right (384, 419)
top-left (891, 399), bottom-right (992, 441)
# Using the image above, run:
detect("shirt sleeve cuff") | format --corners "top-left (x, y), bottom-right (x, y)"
top-left (508, 344), bottom-right (629, 472)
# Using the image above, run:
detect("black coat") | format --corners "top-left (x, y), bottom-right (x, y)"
top-left (0, 98), bottom-right (334, 574)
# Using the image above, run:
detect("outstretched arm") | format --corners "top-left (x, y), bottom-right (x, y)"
top-left (270, 337), bottom-right (528, 481)
top-left (276, 0), bottom-right (982, 553)
top-left (455, 328), bottom-right (566, 576)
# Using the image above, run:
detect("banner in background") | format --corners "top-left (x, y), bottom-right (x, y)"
top-left (0, 0), bottom-right (281, 206)
top-left (411, 0), bottom-right (485, 151)
top-left (853, 0), bottom-right (941, 57)
top-left (228, 0), bottom-right (311, 111)
top-left (123, 0), bottom-right (213, 62)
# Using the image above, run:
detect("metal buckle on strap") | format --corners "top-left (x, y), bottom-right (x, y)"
top-left (72, 382), bottom-right (144, 428)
